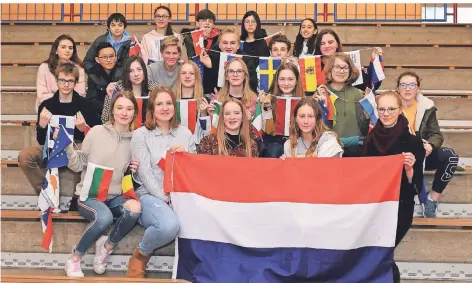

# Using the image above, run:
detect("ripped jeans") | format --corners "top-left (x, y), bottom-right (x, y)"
top-left (137, 194), bottom-right (180, 255)
top-left (74, 196), bottom-right (141, 255)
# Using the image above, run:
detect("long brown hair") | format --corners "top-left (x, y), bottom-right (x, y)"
top-left (216, 99), bottom-right (253, 157)
top-left (44, 34), bottom-right (83, 74)
top-left (289, 97), bottom-right (341, 157)
top-left (109, 90), bottom-right (138, 129)
top-left (324, 53), bottom-right (360, 86)
top-left (144, 86), bottom-right (179, 130)
top-left (217, 58), bottom-right (257, 109)
top-left (173, 61), bottom-right (203, 100)
top-left (268, 62), bottom-right (305, 98)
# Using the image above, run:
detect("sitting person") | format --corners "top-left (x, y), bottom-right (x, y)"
top-left (83, 13), bottom-right (131, 75)
top-left (18, 63), bottom-right (101, 196)
top-left (102, 56), bottom-right (158, 125)
top-left (292, 18), bottom-right (318, 58)
top-left (199, 98), bottom-right (259, 157)
top-left (64, 91), bottom-right (140, 277)
top-left (147, 36), bottom-right (181, 89)
top-left (36, 34), bottom-right (86, 111)
top-left (268, 33), bottom-right (298, 65)
top-left (86, 42), bottom-right (122, 117)
top-left (181, 8), bottom-right (219, 59)
top-left (396, 71), bottom-right (459, 218)
top-left (362, 90), bottom-right (425, 283)
top-left (282, 97), bottom-right (343, 158)
top-left (129, 86), bottom-right (195, 278)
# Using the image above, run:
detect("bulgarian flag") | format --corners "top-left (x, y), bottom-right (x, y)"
top-left (177, 99), bottom-right (198, 134)
top-left (299, 56), bottom-right (325, 92)
top-left (252, 100), bottom-right (263, 138)
top-left (79, 163), bottom-right (114, 202)
top-left (211, 101), bottom-right (222, 134)
top-left (275, 96), bottom-right (301, 136)
top-left (122, 167), bottom-right (138, 200)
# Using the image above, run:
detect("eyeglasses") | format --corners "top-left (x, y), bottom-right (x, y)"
top-left (155, 14), bottom-right (170, 20)
top-left (98, 55), bottom-right (116, 61)
top-left (333, 65), bottom-right (350, 73)
top-left (399, 83), bottom-right (418, 89)
top-left (198, 19), bottom-right (214, 24)
top-left (244, 20), bottom-right (257, 25)
top-left (378, 107), bottom-right (399, 115)
top-left (227, 69), bottom-right (244, 76)
top-left (57, 79), bottom-right (76, 86)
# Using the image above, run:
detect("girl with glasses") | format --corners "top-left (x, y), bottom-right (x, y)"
top-left (396, 71), bottom-right (460, 218)
top-left (240, 11), bottom-right (270, 65)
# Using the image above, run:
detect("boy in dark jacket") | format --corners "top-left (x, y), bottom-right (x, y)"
top-left (83, 13), bottom-right (131, 75)
top-left (86, 42), bottom-right (122, 117)
top-left (181, 9), bottom-right (220, 59)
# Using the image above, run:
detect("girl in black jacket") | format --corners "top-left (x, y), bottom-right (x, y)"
top-left (240, 11), bottom-right (270, 65)
top-left (363, 90), bottom-right (426, 283)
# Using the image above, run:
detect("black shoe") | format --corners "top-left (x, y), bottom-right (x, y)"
top-left (68, 196), bottom-right (79, 211)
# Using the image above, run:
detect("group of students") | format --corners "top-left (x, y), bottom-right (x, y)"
top-left (18, 7), bottom-right (460, 282)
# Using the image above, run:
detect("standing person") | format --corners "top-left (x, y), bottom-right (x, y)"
top-left (147, 36), bottom-right (182, 89)
top-left (86, 42), bottom-right (122, 117)
top-left (292, 18), bottom-right (318, 58)
top-left (101, 56), bottom-right (158, 124)
top-left (129, 86), bottom-right (196, 278)
top-left (314, 28), bottom-right (383, 91)
top-left (36, 34), bottom-right (86, 111)
top-left (200, 27), bottom-right (258, 94)
top-left (363, 91), bottom-right (425, 283)
top-left (198, 98), bottom-right (259, 157)
top-left (83, 13), bottom-right (131, 75)
top-left (259, 62), bottom-right (305, 158)
top-left (205, 58), bottom-right (258, 119)
top-left (64, 91), bottom-right (141, 277)
top-left (174, 61), bottom-right (211, 144)
top-left (282, 97), bottom-right (343, 158)
top-left (19, 63), bottom-right (101, 202)
top-left (396, 71), bottom-right (459, 218)
top-left (319, 53), bottom-right (371, 157)
top-left (140, 6), bottom-right (180, 65)
top-left (240, 11), bottom-right (270, 66)
top-left (181, 8), bottom-right (220, 59)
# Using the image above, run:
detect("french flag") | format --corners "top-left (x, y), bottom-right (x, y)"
top-left (371, 55), bottom-right (385, 86)
top-left (164, 153), bottom-right (403, 283)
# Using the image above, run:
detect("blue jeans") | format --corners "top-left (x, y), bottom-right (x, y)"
top-left (138, 194), bottom-right (180, 255)
top-left (74, 196), bottom-right (141, 255)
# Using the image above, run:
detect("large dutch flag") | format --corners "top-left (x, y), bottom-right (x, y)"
top-left (164, 153), bottom-right (403, 283)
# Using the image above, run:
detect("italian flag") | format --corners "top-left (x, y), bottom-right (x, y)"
top-left (211, 101), bottom-right (222, 134)
top-left (177, 99), bottom-right (198, 134)
top-left (80, 163), bottom-right (114, 202)
top-left (252, 100), bottom-right (263, 138)
top-left (275, 96), bottom-right (301, 136)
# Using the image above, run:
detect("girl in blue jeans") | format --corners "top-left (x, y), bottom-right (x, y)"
top-left (130, 86), bottom-right (196, 278)
top-left (64, 91), bottom-right (141, 277)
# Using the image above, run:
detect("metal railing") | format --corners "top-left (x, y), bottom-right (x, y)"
top-left (334, 3), bottom-right (448, 22)
top-left (1, 3), bottom-right (64, 22)
top-left (79, 3), bottom-right (189, 23)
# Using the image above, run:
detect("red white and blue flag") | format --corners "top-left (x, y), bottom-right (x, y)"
top-left (370, 55), bottom-right (385, 86)
top-left (164, 153), bottom-right (403, 283)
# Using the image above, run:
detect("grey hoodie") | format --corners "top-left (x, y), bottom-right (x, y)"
top-left (67, 124), bottom-right (133, 198)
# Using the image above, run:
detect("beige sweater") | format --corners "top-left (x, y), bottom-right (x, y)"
top-left (67, 124), bottom-right (133, 198)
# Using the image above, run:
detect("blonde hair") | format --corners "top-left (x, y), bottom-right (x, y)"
top-left (216, 99), bottom-right (253, 157)
top-left (144, 86), bottom-right (179, 130)
top-left (174, 61), bottom-right (203, 100)
top-left (160, 35), bottom-right (181, 53)
top-left (324, 53), bottom-right (360, 86)
top-left (376, 90), bottom-right (403, 108)
top-left (219, 26), bottom-right (240, 40)
top-left (217, 58), bottom-right (257, 110)
top-left (289, 97), bottom-right (341, 157)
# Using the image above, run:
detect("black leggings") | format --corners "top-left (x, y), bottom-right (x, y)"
top-left (424, 147), bottom-right (459, 194)
top-left (393, 195), bottom-right (416, 283)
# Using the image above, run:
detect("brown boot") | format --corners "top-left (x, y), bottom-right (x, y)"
top-left (127, 247), bottom-right (151, 278)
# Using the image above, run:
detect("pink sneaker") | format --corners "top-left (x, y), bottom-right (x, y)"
top-left (65, 256), bottom-right (84, 277)
top-left (94, 235), bottom-right (113, 274)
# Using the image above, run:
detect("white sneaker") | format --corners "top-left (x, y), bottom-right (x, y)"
top-left (94, 235), bottom-right (113, 274)
top-left (65, 256), bottom-right (84, 277)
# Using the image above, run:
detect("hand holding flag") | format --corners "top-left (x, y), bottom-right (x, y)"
top-left (129, 35), bottom-right (141, 56)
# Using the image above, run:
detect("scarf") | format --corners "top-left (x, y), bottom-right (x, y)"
top-left (363, 114), bottom-right (409, 156)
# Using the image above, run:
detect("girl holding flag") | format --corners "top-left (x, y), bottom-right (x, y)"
top-left (130, 86), bottom-right (195, 278)
top-left (281, 97), bottom-right (343, 158)
top-left (362, 90), bottom-right (425, 283)
top-left (259, 62), bottom-right (306, 158)
top-left (102, 56), bottom-right (158, 125)
top-left (64, 91), bottom-right (141, 278)
top-left (198, 98), bottom-right (259, 157)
